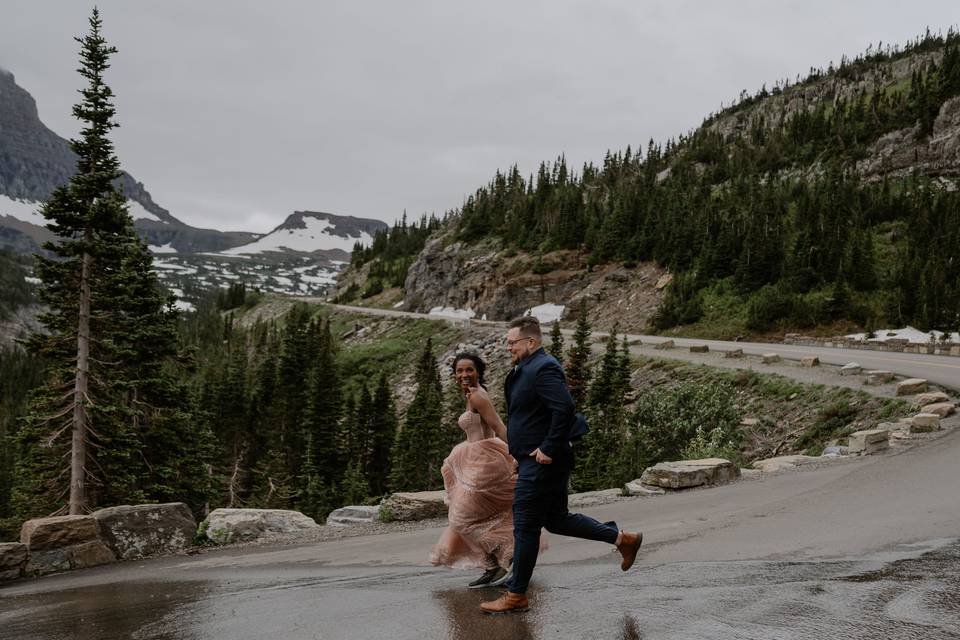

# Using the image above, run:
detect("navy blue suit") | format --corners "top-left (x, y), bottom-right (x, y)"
top-left (504, 347), bottom-right (619, 594)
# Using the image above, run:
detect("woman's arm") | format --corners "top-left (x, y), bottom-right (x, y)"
top-left (467, 386), bottom-right (508, 442)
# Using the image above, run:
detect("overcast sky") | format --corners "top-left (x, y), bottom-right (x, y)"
top-left (2, 1), bottom-right (958, 233)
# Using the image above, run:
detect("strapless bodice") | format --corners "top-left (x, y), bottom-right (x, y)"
top-left (458, 410), bottom-right (495, 442)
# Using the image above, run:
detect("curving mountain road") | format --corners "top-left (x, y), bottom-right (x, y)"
top-left (326, 302), bottom-right (960, 391)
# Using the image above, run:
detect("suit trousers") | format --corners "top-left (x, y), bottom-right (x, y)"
top-left (506, 456), bottom-right (619, 594)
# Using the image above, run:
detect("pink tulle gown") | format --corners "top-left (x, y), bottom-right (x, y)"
top-left (429, 410), bottom-right (517, 569)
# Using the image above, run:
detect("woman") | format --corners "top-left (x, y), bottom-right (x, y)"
top-left (429, 352), bottom-right (518, 588)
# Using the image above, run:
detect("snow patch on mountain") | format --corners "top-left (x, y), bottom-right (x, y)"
top-left (1, 193), bottom-right (166, 225)
top-left (220, 216), bottom-right (373, 255)
top-left (0, 194), bottom-right (43, 224)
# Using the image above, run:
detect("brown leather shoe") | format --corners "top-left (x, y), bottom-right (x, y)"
top-left (480, 591), bottom-right (529, 614)
top-left (616, 531), bottom-right (643, 571)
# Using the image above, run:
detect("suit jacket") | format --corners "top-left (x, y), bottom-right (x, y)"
top-left (504, 347), bottom-right (577, 465)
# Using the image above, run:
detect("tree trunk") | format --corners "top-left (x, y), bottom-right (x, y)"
top-left (70, 247), bottom-right (93, 515)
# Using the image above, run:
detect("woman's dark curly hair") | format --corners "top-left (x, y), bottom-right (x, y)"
top-left (451, 352), bottom-right (487, 389)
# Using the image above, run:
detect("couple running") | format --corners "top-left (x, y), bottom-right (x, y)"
top-left (430, 315), bottom-right (643, 614)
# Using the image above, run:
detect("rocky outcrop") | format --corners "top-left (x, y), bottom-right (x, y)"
top-left (857, 96), bottom-right (960, 180)
top-left (399, 235), bottom-right (667, 328)
top-left (380, 491), bottom-right (448, 521)
top-left (20, 515), bottom-right (116, 575)
top-left (639, 458), bottom-right (739, 490)
top-left (92, 503), bottom-right (196, 560)
top-left (911, 391), bottom-right (951, 409)
top-left (202, 508), bottom-right (320, 544)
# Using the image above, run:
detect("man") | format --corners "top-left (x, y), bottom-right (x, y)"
top-left (480, 316), bottom-right (643, 614)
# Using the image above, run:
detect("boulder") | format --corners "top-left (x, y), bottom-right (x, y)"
top-left (92, 503), bottom-right (197, 560)
top-left (910, 391), bottom-right (951, 409)
top-left (951, 346), bottom-right (960, 356)
top-left (623, 480), bottom-right (666, 497)
top-left (67, 540), bottom-right (117, 569)
top-left (724, 349), bottom-right (743, 358)
top-left (568, 488), bottom-right (624, 508)
top-left (910, 413), bottom-right (941, 433)
top-left (202, 509), bottom-right (320, 544)
top-left (848, 429), bottom-right (890, 455)
top-left (752, 455), bottom-right (820, 473)
top-left (639, 458), bottom-right (739, 490)
top-left (761, 353), bottom-right (780, 364)
top-left (821, 445), bottom-right (849, 457)
top-left (839, 363), bottom-right (862, 376)
top-left (920, 402), bottom-right (956, 418)
top-left (689, 345), bottom-right (709, 353)
top-left (20, 515), bottom-right (101, 552)
top-left (654, 340), bottom-right (675, 350)
top-left (865, 370), bottom-right (894, 385)
top-left (24, 541), bottom-right (116, 576)
top-left (380, 491), bottom-right (448, 522)
top-left (801, 356), bottom-right (820, 367)
top-left (896, 378), bottom-right (929, 396)
top-left (326, 505), bottom-right (381, 527)
top-left (0, 542), bottom-right (27, 581)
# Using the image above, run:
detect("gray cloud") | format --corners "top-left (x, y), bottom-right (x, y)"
top-left (2, 1), bottom-right (958, 232)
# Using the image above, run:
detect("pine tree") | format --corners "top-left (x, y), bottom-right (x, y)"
top-left (575, 326), bottom-right (630, 490)
top-left (565, 304), bottom-right (593, 407)
top-left (389, 338), bottom-right (445, 491)
top-left (367, 373), bottom-right (398, 496)
top-left (547, 321), bottom-right (565, 360)
top-left (13, 10), bottom-right (203, 517)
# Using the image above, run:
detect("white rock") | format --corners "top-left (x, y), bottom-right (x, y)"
top-left (639, 458), bottom-right (739, 489)
top-left (910, 391), bottom-right (950, 409)
top-left (920, 402), bottom-right (956, 418)
top-left (848, 429), bottom-right (890, 455)
top-left (380, 490), bottom-right (448, 521)
top-left (326, 505), bottom-right (381, 527)
top-left (752, 455), bottom-right (820, 473)
top-left (623, 480), bottom-right (666, 496)
top-left (896, 378), bottom-right (929, 396)
top-left (865, 370), bottom-right (894, 385)
top-left (910, 413), bottom-right (941, 433)
top-left (568, 488), bottom-right (625, 507)
top-left (203, 509), bottom-right (319, 544)
top-left (839, 363), bottom-right (862, 376)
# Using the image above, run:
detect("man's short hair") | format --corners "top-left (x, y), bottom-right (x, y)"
top-left (508, 315), bottom-right (542, 341)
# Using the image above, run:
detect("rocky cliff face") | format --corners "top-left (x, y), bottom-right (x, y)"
top-left (0, 68), bottom-right (257, 253)
top-left (706, 49), bottom-right (960, 181)
top-left (857, 95), bottom-right (960, 181)
top-left (400, 233), bottom-right (667, 330)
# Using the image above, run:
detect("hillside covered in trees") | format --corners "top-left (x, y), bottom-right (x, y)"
top-left (348, 31), bottom-right (960, 337)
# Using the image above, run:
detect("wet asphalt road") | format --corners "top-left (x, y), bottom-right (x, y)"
top-left (3, 421), bottom-right (960, 639)
top-left (2, 539), bottom-right (960, 639)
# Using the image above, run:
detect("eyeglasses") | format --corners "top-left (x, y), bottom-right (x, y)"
top-left (507, 336), bottom-right (533, 347)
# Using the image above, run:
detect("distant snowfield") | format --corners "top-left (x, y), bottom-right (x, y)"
top-left (148, 242), bottom-right (177, 254)
top-left (0, 193), bottom-right (165, 225)
top-left (0, 194), bottom-right (44, 225)
top-left (846, 326), bottom-right (960, 343)
top-left (128, 200), bottom-right (163, 223)
top-left (219, 216), bottom-right (373, 255)
top-left (429, 306), bottom-right (476, 320)
top-left (525, 303), bottom-right (565, 324)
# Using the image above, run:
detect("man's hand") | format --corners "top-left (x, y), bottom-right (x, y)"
top-left (530, 448), bottom-right (553, 465)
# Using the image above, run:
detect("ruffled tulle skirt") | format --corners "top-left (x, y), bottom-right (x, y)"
top-left (429, 437), bottom-right (518, 569)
